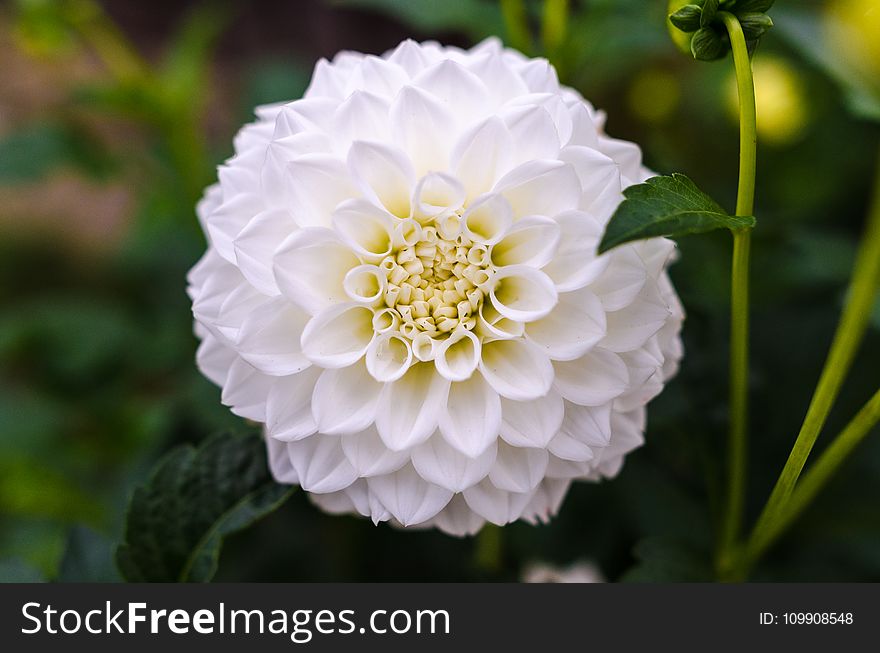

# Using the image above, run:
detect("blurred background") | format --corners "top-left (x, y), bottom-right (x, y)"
top-left (0, 0), bottom-right (878, 582)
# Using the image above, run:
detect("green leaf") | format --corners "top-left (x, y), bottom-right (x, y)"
top-left (598, 174), bottom-right (755, 253)
top-left (738, 12), bottom-right (773, 41)
top-left (690, 26), bottom-right (727, 60)
top-left (700, 0), bottom-right (719, 27)
top-left (58, 526), bottom-right (120, 582)
top-left (116, 432), bottom-right (294, 582)
top-left (669, 4), bottom-right (702, 33)
top-left (734, 0), bottom-right (775, 13)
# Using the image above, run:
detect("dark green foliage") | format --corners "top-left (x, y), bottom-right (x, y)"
top-left (117, 433), bottom-right (294, 582)
top-left (599, 174), bottom-right (755, 253)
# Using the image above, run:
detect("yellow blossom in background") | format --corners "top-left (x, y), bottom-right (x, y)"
top-left (628, 69), bottom-right (681, 124)
top-left (824, 0), bottom-right (880, 83)
top-left (726, 56), bottom-right (809, 146)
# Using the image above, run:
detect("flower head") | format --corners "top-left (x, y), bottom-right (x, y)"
top-left (188, 38), bottom-right (684, 536)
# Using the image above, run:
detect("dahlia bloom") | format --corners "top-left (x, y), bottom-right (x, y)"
top-left (522, 560), bottom-right (605, 583)
top-left (187, 38), bottom-right (684, 536)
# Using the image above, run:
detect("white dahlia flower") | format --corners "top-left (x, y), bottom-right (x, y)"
top-left (522, 560), bottom-right (605, 583)
top-left (187, 38), bottom-right (684, 536)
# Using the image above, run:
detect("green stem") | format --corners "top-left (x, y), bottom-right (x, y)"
top-left (745, 387), bottom-right (880, 567)
top-left (717, 12), bottom-right (757, 577)
top-left (750, 143), bottom-right (880, 547)
top-left (67, 0), bottom-right (151, 83)
top-left (474, 524), bottom-right (503, 573)
top-left (541, 0), bottom-right (569, 54)
top-left (500, 0), bottom-right (532, 54)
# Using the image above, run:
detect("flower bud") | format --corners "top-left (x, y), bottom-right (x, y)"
top-left (691, 26), bottom-right (727, 61)
top-left (739, 12), bottom-right (774, 41)
top-left (669, 4), bottom-right (703, 32)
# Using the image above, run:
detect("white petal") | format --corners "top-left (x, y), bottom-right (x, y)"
top-left (598, 135), bottom-right (643, 183)
top-left (367, 464), bottom-right (453, 526)
top-left (590, 247), bottom-right (648, 312)
top-left (431, 494), bottom-right (486, 537)
top-left (501, 104), bottom-right (560, 164)
top-left (265, 437), bottom-right (298, 484)
top-left (552, 349), bottom-right (629, 406)
top-left (262, 133), bottom-right (332, 209)
top-left (309, 481), bottom-right (366, 516)
top-left (272, 97), bottom-right (338, 137)
top-left (493, 159), bottom-right (581, 219)
top-left (489, 442), bottom-right (549, 493)
top-left (616, 338), bottom-right (665, 408)
top-left (287, 154), bottom-right (358, 228)
top-left (590, 409), bottom-right (645, 479)
top-left (541, 210), bottom-right (609, 292)
top-left (348, 140), bottom-right (415, 218)
top-left (236, 297), bottom-right (311, 376)
top-left (490, 215), bottom-right (561, 268)
top-left (479, 339), bottom-right (553, 401)
top-left (558, 145), bottom-right (622, 206)
top-left (451, 117), bottom-right (514, 201)
top-left (600, 280), bottom-right (672, 353)
top-left (499, 392), bottom-right (565, 448)
top-left (221, 357), bottom-right (272, 421)
top-left (412, 59), bottom-right (492, 126)
top-left (345, 55), bottom-right (409, 98)
top-left (525, 286), bottom-right (606, 361)
top-left (365, 332), bottom-right (413, 383)
top-left (206, 192), bottom-right (263, 262)
top-left (462, 478), bottom-right (533, 525)
top-left (193, 266), bottom-right (264, 345)
top-left (265, 367), bottom-right (322, 441)
top-left (505, 93), bottom-right (573, 147)
top-left (489, 265), bottom-right (558, 322)
top-left (341, 427), bottom-right (409, 477)
top-left (287, 436), bottom-right (358, 494)
top-left (376, 363), bottom-right (450, 450)
top-left (312, 361), bottom-right (383, 434)
top-left (195, 334), bottom-right (236, 388)
top-left (233, 209), bottom-right (296, 295)
top-left (439, 374), bottom-right (502, 458)
top-left (549, 402), bottom-right (612, 461)
top-left (390, 85), bottom-right (456, 176)
top-left (274, 227), bottom-right (360, 315)
top-left (412, 172), bottom-right (465, 220)
top-left (434, 329), bottom-right (480, 382)
top-left (545, 455), bottom-right (592, 480)
top-left (566, 103), bottom-right (601, 148)
top-left (460, 193), bottom-right (513, 246)
top-left (196, 183), bottom-right (223, 233)
top-left (466, 51), bottom-right (530, 105)
top-left (476, 301), bottom-right (525, 341)
top-left (342, 264), bottom-right (386, 305)
top-left (386, 39), bottom-right (433, 76)
top-left (520, 478), bottom-right (571, 525)
top-left (304, 58), bottom-right (346, 99)
top-left (517, 59), bottom-right (559, 93)
top-left (332, 90), bottom-right (391, 150)
top-left (331, 199), bottom-right (395, 262)
top-left (300, 303), bottom-right (375, 368)
top-left (412, 435), bottom-right (497, 492)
